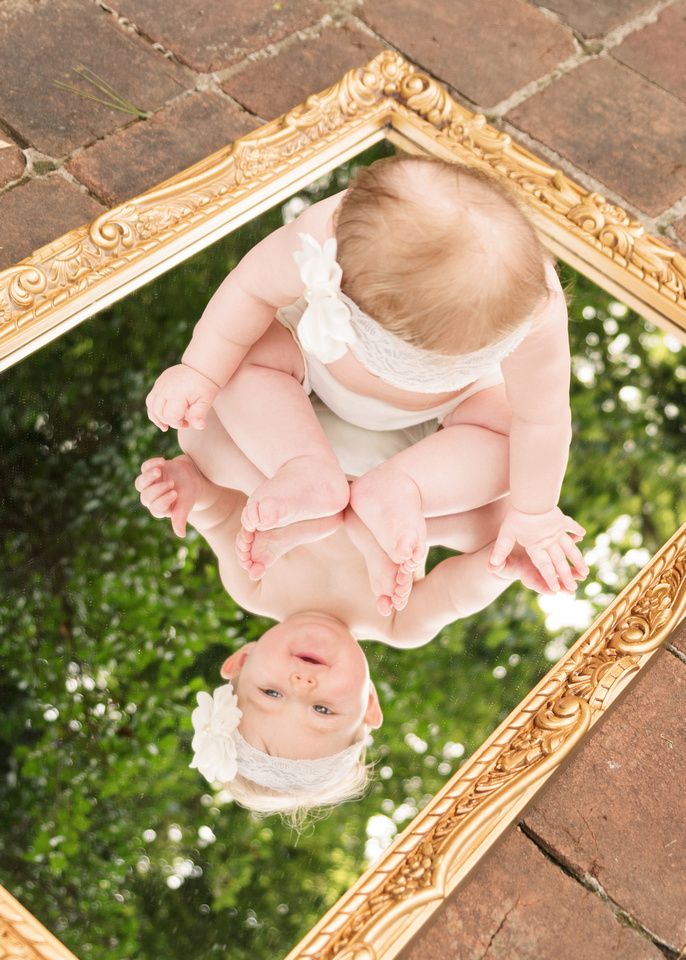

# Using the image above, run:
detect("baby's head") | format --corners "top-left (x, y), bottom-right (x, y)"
top-left (335, 154), bottom-right (551, 354)
top-left (206, 612), bottom-right (382, 823)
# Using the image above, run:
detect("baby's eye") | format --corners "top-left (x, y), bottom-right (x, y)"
top-left (313, 704), bottom-right (334, 715)
top-left (261, 688), bottom-right (282, 698)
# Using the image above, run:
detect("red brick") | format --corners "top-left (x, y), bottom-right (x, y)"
top-left (522, 647), bottom-right (686, 951)
top-left (0, 0), bottom-right (192, 158)
top-left (0, 136), bottom-right (25, 188)
top-left (223, 25), bottom-right (385, 121)
top-left (67, 92), bottom-right (259, 206)
top-left (107, 0), bottom-right (326, 73)
top-left (532, 0), bottom-right (655, 38)
top-left (507, 57), bottom-right (686, 217)
top-left (613, 0), bottom-right (686, 104)
top-left (399, 826), bottom-right (663, 960)
top-left (360, 0), bottom-right (575, 108)
top-left (0, 176), bottom-right (104, 270)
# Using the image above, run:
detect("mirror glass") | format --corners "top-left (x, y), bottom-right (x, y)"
top-left (1, 140), bottom-right (683, 960)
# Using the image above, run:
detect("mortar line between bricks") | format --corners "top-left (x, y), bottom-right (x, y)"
top-left (518, 822), bottom-right (680, 959)
top-left (666, 643), bottom-right (686, 667)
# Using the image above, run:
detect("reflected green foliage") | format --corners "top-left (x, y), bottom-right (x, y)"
top-left (0, 142), bottom-right (684, 960)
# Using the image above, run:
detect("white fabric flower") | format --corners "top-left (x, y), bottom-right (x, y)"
top-left (189, 683), bottom-right (242, 784)
top-left (293, 233), bottom-right (357, 363)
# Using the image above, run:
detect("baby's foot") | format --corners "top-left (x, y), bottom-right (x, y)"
top-left (344, 508), bottom-right (416, 616)
top-left (241, 455), bottom-right (349, 532)
top-left (235, 515), bottom-right (340, 580)
top-left (349, 463), bottom-right (426, 567)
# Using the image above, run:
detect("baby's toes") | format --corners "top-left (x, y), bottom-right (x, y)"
top-left (246, 560), bottom-right (266, 582)
top-left (376, 595), bottom-right (393, 617)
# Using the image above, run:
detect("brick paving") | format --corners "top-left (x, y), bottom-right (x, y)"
top-left (2, 0), bottom-right (686, 270)
top-left (401, 625), bottom-right (686, 960)
top-left (1, 2), bottom-right (685, 955)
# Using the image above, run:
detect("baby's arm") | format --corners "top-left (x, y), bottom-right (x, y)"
top-left (386, 543), bottom-right (551, 648)
top-left (490, 259), bottom-right (586, 589)
top-left (147, 192), bottom-right (345, 431)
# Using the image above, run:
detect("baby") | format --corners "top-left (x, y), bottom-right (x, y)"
top-left (146, 154), bottom-right (587, 610)
top-left (134, 408), bottom-right (568, 820)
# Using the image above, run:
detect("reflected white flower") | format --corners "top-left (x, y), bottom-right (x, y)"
top-left (492, 666), bottom-right (506, 679)
top-left (379, 766), bottom-right (393, 780)
top-left (166, 876), bottom-right (182, 890)
top-left (442, 741), bottom-right (465, 760)
top-left (437, 761), bottom-right (451, 776)
top-left (623, 548), bottom-right (651, 568)
top-left (584, 581), bottom-right (602, 597)
top-left (65, 678), bottom-right (78, 693)
top-left (43, 707), bottom-right (59, 722)
top-left (603, 318), bottom-right (619, 335)
top-left (508, 654), bottom-right (520, 666)
top-left (582, 306), bottom-right (596, 320)
top-left (664, 403), bottom-right (679, 419)
top-left (664, 335), bottom-right (682, 353)
top-left (142, 829), bottom-right (156, 842)
top-left (189, 684), bottom-right (242, 784)
top-left (168, 825), bottom-right (182, 843)
top-left (198, 826), bottom-right (216, 844)
top-left (392, 802), bottom-right (417, 825)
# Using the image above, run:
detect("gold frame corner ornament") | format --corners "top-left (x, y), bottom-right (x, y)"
top-left (1, 51), bottom-right (685, 960)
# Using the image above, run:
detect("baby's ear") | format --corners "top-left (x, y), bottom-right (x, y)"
top-left (220, 642), bottom-right (256, 680)
top-left (364, 682), bottom-right (384, 730)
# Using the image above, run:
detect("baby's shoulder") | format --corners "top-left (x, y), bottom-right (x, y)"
top-left (294, 188), bottom-right (347, 241)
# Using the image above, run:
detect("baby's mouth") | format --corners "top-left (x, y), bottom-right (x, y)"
top-left (295, 653), bottom-right (327, 666)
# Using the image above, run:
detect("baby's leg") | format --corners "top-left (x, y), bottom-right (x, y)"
top-left (425, 498), bottom-right (509, 553)
top-left (179, 406), bottom-right (346, 578)
top-left (350, 385), bottom-right (511, 564)
top-left (212, 321), bottom-right (349, 532)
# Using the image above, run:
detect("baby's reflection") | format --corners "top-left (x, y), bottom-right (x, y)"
top-left (135, 405), bottom-right (565, 821)
top-left (138, 153), bottom-right (590, 821)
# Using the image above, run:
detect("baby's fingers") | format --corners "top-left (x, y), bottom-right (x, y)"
top-left (489, 530), bottom-right (516, 570)
top-left (161, 397), bottom-right (190, 430)
top-left (559, 533), bottom-right (588, 579)
top-left (563, 515), bottom-right (586, 540)
top-left (186, 398), bottom-right (212, 430)
top-left (528, 547), bottom-right (560, 593)
top-left (140, 479), bottom-right (176, 513)
top-left (146, 391), bottom-right (169, 432)
top-left (549, 543), bottom-right (577, 593)
top-left (134, 467), bottom-right (161, 493)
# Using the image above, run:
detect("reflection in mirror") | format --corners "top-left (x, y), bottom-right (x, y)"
top-left (1, 140), bottom-right (684, 960)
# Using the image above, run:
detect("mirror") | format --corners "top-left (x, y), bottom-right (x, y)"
top-left (1, 139), bottom-right (683, 960)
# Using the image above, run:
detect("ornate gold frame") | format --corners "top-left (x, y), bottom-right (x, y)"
top-left (1, 51), bottom-right (685, 960)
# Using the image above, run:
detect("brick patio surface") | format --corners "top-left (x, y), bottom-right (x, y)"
top-left (0, 2), bottom-right (685, 956)
top-left (401, 623), bottom-right (686, 960)
top-left (1, 0), bottom-right (686, 267)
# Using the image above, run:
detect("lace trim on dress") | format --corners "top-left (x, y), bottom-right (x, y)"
top-left (292, 232), bottom-right (532, 394)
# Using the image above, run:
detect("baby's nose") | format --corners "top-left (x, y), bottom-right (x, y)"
top-left (291, 671), bottom-right (317, 688)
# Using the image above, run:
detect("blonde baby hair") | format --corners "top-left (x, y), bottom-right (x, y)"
top-left (335, 153), bottom-right (553, 355)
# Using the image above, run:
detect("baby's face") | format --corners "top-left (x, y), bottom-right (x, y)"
top-left (223, 612), bottom-right (381, 760)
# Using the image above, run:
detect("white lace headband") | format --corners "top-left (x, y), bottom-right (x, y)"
top-left (292, 232), bottom-right (533, 393)
top-left (189, 682), bottom-right (366, 793)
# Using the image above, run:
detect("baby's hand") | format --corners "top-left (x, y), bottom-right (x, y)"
top-left (134, 455), bottom-right (202, 537)
top-left (146, 363), bottom-right (220, 432)
top-left (488, 506), bottom-right (588, 593)
top-left (494, 544), bottom-right (575, 596)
